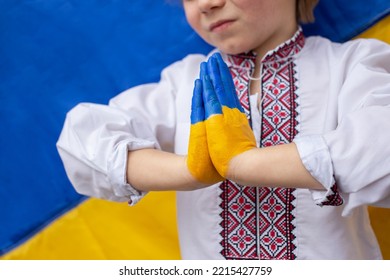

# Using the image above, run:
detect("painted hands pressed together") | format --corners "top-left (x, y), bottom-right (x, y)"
top-left (126, 53), bottom-right (321, 191)
top-left (187, 53), bottom-right (257, 184)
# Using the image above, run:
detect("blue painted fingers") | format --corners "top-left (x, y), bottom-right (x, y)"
top-left (190, 79), bottom-right (205, 124)
top-left (205, 53), bottom-right (244, 113)
top-left (201, 61), bottom-right (222, 118)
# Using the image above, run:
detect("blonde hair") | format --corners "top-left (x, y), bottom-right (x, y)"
top-left (297, 0), bottom-right (319, 23)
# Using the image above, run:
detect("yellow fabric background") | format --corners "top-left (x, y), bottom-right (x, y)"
top-left (1, 193), bottom-right (181, 260)
top-left (2, 16), bottom-right (389, 260)
top-left (358, 15), bottom-right (390, 42)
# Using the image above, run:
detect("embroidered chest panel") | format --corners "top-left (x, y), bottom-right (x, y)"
top-left (219, 31), bottom-right (304, 260)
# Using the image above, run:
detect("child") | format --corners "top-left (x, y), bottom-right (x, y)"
top-left (57, 0), bottom-right (390, 259)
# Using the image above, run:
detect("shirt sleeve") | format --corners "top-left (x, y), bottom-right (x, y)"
top-left (56, 56), bottom-right (194, 204)
top-left (295, 38), bottom-right (390, 216)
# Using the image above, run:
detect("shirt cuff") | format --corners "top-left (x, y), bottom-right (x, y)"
top-left (107, 138), bottom-right (156, 205)
top-left (294, 135), bottom-right (343, 206)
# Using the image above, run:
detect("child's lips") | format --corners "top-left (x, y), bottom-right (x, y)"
top-left (209, 19), bottom-right (235, 32)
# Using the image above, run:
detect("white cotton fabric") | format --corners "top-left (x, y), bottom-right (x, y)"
top-left (57, 35), bottom-right (390, 259)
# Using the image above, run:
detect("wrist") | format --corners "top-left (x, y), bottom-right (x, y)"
top-left (227, 148), bottom-right (258, 184)
top-left (181, 155), bottom-right (210, 190)
top-left (127, 149), bottom-right (206, 191)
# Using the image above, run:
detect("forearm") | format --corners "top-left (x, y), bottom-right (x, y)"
top-left (228, 143), bottom-right (325, 190)
top-left (126, 149), bottom-right (206, 192)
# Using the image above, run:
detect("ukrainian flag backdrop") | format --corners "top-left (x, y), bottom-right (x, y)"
top-left (1, 0), bottom-right (389, 260)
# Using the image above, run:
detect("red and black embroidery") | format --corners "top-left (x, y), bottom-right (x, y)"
top-left (317, 184), bottom-right (344, 206)
top-left (219, 29), bottom-right (305, 260)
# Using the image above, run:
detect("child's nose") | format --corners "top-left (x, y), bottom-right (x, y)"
top-left (198, 0), bottom-right (226, 13)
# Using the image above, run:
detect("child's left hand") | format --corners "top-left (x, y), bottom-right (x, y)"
top-left (187, 76), bottom-right (224, 184)
top-left (201, 53), bottom-right (257, 178)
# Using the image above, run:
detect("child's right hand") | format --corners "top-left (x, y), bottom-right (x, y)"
top-left (187, 76), bottom-right (224, 184)
top-left (201, 53), bottom-right (257, 179)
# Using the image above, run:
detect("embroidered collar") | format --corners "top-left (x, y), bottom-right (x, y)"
top-left (224, 27), bottom-right (305, 68)
top-left (262, 27), bottom-right (305, 63)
